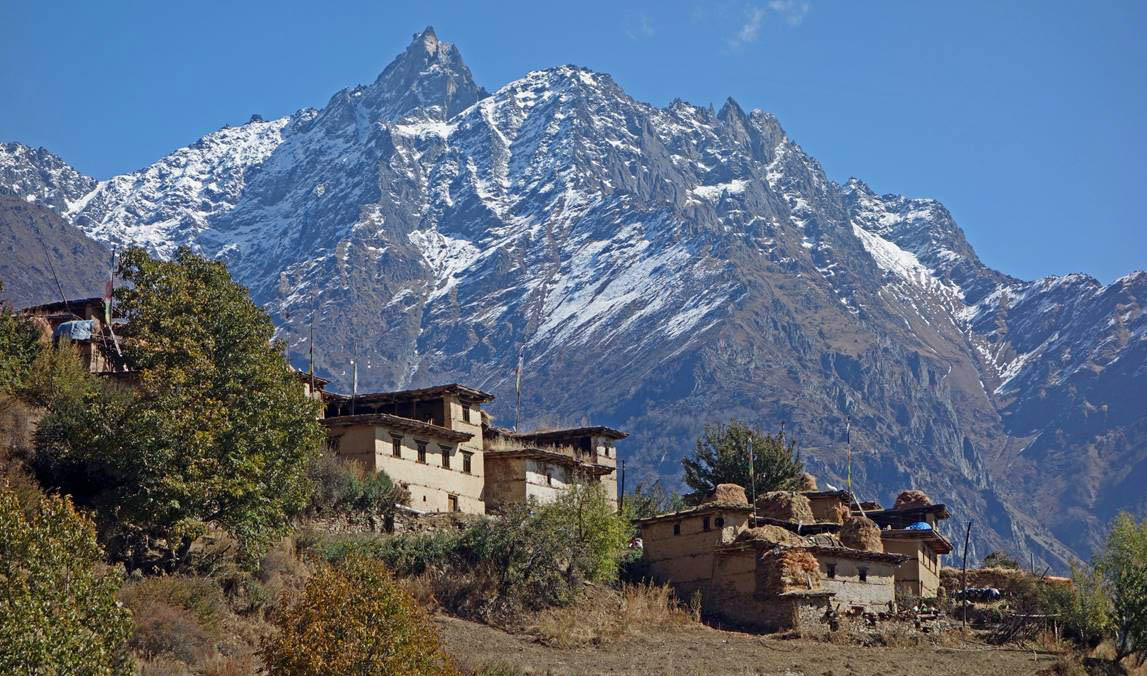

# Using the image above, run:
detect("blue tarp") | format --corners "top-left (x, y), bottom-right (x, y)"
top-left (53, 319), bottom-right (95, 343)
top-left (906, 521), bottom-right (933, 531)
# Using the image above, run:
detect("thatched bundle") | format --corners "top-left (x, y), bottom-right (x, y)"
top-left (734, 525), bottom-right (805, 547)
top-left (831, 501), bottom-right (850, 524)
top-left (758, 548), bottom-right (821, 595)
top-left (840, 516), bottom-right (883, 552)
top-left (706, 483), bottom-right (748, 506)
top-left (799, 473), bottom-right (818, 491)
top-left (804, 533), bottom-right (845, 548)
top-left (893, 490), bottom-right (932, 510)
top-left (755, 491), bottom-right (815, 523)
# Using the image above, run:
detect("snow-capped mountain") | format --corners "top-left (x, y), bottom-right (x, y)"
top-left (2, 27), bottom-right (1144, 566)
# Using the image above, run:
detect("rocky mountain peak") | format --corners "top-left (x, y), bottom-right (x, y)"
top-left (364, 26), bottom-right (488, 121)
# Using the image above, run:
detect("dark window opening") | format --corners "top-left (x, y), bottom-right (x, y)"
top-left (462, 452), bottom-right (473, 474)
top-left (448, 495), bottom-right (459, 512)
top-left (391, 435), bottom-right (402, 458)
top-left (827, 564), bottom-right (836, 579)
top-left (715, 517), bottom-right (725, 528)
top-left (462, 404), bottom-right (472, 424)
top-left (702, 516), bottom-right (711, 531)
top-left (673, 523), bottom-right (681, 536)
top-left (858, 567), bottom-right (868, 582)
top-left (440, 445), bottom-right (451, 469)
top-left (416, 441), bottom-right (427, 464)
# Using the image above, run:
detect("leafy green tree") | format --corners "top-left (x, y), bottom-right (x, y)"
top-left (0, 282), bottom-right (43, 395)
top-left (34, 247), bottom-right (323, 566)
top-left (1096, 513), bottom-right (1147, 665)
top-left (0, 481), bottom-right (132, 674)
top-left (541, 481), bottom-right (633, 583)
top-left (681, 420), bottom-right (803, 499)
top-left (259, 555), bottom-right (455, 675)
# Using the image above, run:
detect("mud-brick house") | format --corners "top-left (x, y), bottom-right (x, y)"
top-left (862, 493), bottom-right (953, 598)
top-left (635, 485), bottom-right (910, 632)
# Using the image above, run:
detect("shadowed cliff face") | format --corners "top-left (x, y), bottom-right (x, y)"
top-left (2, 28), bottom-right (1143, 569)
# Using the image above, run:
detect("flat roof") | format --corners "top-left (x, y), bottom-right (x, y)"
top-left (801, 490), bottom-right (853, 500)
top-left (880, 528), bottom-right (954, 554)
top-left (321, 413), bottom-right (473, 442)
top-left (634, 502), bottom-right (754, 525)
top-left (326, 383), bottom-right (495, 404)
top-left (20, 296), bottom-right (106, 314)
top-left (750, 516), bottom-right (843, 534)
top-left (716, 541), bottom-right (910, 565)
top-left (867, 503), bottom-right (951, 522)
top-left (483, 448), bottom-right (614, 475)
top-left (513, 426), bottom-right (628, 442)
top-left (293, 370), bottom-right (330, 386)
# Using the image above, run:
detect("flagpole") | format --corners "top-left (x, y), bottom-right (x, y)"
top-left (748, 434), bottom-right (755, 523)
top-left (514, 347), bottom-right (523, 432)
top-left (104, 247), bottom-right (122, 358)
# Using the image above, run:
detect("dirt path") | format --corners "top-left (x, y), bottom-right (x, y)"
top-left (436, 615), bottom-right (1059, 675)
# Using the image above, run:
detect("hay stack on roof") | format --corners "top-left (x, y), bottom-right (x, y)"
top-left (799, 473), bottom-right (818, 491)
top-left (840, 516), bottom-right (883, 553)
top-left (758, 548), bottom-right (821, 595)
top-left (893, 490), bottom-right (932, 511)
top-left (756, 491), bottom-right (815, 523)
top-left (804, 533), bottom-right (845, 548)
top-left (705, 483), bottom-right (748, 506)
top-left (734, 525), bottom-right (805, 547)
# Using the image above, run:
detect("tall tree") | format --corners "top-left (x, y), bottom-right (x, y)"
top-left (34, 247), bottom-right (322, 566)
top-left (681, 420), bottom-right (803, 499)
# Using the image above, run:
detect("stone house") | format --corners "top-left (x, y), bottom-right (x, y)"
top-left (321, 385), bottom-right (622, 515)
top-left (866, 501), bottom-right (953, 598)
top-left (635, 487), bottom-right (910, 632)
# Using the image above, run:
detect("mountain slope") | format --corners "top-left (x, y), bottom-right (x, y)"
top-left (2, 27), bottom-right (1143, 567)
top-left (0, 196), bottom-right (109, 307)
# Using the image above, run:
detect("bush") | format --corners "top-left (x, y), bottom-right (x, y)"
top-left (259, 555), bottom-right (455, 675)
top-left (118, 575), bottom-right (229, 666)
top-left (983, 551), bottom-right (1021, 569)
top-left (305, 482), bottom-right (634, 621)
top-left (0, 284), bottom-right (42, 395)
top-left (0, 482), bottom-right (133, 674)
top-left (304, 453), bottom-right (405, 516)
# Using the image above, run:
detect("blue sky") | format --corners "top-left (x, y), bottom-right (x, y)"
top-left (2, 1), bottom-right (1143, 283)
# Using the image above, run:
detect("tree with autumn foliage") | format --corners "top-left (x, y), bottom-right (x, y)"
top-left (0, 482), bottom-right (133, 674)
top-left (260, 556), bottom-right (455, 675)
top-left (33, 247), bottom-right (322, 567)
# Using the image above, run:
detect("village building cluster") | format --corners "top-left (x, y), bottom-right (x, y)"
top-left (636, 481), bottom-right (953, 631)
top-left (24, 296), bottom-right (956, 633)
top-left (21, 297), bottom-right (625, 515)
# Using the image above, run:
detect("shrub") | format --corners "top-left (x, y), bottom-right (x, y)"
top-left (1094, 513), bottom-right (1147, 664)
top-left (304, 453), bottom-right (405, 516)
top-left (983, 551), bottom-right (1021, 569)
top-left (0, 482), bottom-right (132, 674)
top-left (0, 283), bottom-right (42, 395)
top-left (118, 575), bottom-right (229, 666)
top-left (259, 555), bottom-right (455, 675)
